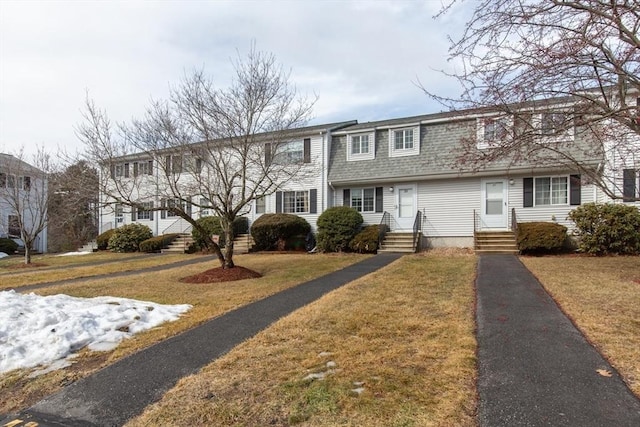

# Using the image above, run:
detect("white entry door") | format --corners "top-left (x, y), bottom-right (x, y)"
top-left (481, 179), bottom-right (508, 229)
top-left (396, 184), bottom-right (416, 230)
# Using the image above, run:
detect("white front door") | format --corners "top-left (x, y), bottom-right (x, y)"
top-left (396, 184), bottom-right (416, 230)
top-left (481, 179), bottom-right (508, 229)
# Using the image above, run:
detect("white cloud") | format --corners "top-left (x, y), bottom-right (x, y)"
top-left (0, 0), bottom-right (470, 156)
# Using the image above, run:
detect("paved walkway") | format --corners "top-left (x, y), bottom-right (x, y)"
top-left (476, 254), bottom-right (640, 426)
top-left (1, 253), bottom-right (402, 427)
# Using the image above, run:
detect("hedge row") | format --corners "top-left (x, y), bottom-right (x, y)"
top-left (0, 238), bottom-right (18, 255)
top-left (139, 233), bottom-right (181, 253)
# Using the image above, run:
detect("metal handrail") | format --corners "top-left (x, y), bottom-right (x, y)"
top-left (473, 209), bottom-right (479, 234)
top-left (412, 210), bottom-right (422, 252)
top-left (378, 211), bottom-right (390, 247)
top-left (161, 217), bottom-right (193, 235)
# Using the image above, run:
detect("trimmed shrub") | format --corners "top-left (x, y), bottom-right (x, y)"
top-left (139, 233), bottom-right (180, 253)
top-left (107, 223), bottom-right (153, 253)
top-left (0, 238), bottom-right (18, 255)
top-left (516, 222), bottom-right (568, 253)
top-left (251, 213), bottom-right (311, 251)
top-left (568, 203), bottom-right (640, 255)
top-left (317, 206), bottom-right (363, 252)
top-left (349, 225), bottom-right (380, 253)
top-left (96, 229), bottom-right (115, 251)
top-left (192, 216), bottom-right (225, 249)
top-left (233, 216), bottom-right (249, 236)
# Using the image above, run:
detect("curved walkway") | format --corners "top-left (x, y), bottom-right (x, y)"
top-left (476, 254), bottom-right (640, 426)
top-left (1, 253), bottom-right (402, 427)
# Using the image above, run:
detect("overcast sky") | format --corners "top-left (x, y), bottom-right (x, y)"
top-left (0, 0), bottom-right (469, 158)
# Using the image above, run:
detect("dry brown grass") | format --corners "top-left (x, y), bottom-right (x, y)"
top-left (521, 255), bottom-right (640, 397)
top-left (0, 253), bottom-right (198, 289)
top-left (127, 253), bottom-right (478, 427)
top-left (0, 253), bottom-right (368, 413)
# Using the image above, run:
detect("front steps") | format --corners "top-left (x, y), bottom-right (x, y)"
top-left (378, 232), bottom-right (417, 254)
top-left (233, 233), bottom-right (254, 254)
top-left (161, 233), bottom-right (194, 254)
top-left (475, 231), bottom-right (518, 254)
top-left (78, 241), bottom-right (97, 252)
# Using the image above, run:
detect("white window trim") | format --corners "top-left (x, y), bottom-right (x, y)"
top-left (347, 132), bottom-right (375, 161)
top-left (349, 187), bottom-right (376, 213)
top-left (476, 115), bottom-right (513, 149)
top-left (283, 190), bottom-right (309, 214)
top-left (389, 126), bottom-right (420, 158)
top-left (534, 175), bottom-right (569, 206)
top-left (534, 112), bottom-right (575, 143)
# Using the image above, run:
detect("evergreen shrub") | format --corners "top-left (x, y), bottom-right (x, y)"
top-left (349, 225), bottom-right (380, 253)
top-left (107, 223), bottom-right (153, 253)
top-left (568, 203), bottom-right (640, 255)
top-left (317, 206), bottom-right (363, 252)
top-left (251, 213), bottom-right (311, 251)
top-left (516, 222), bottom-right (567, 253)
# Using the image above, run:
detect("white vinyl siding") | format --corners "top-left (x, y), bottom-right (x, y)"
top-left (418, 178), bottom-right (479, 237)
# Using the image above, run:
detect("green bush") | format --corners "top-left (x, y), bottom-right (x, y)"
top-left (139, 233), bottom-right (180, 253)
top-left (96, 229), bottom-right (115, 250)
top-left (107, 223), bottom-right (153, 253)
top-left (317, 206), bottom-right (363, 252)
top-left (516, 222), bottom-right (568, 253)
top-left (251, 213), bottom-right (311, 251)
top-left (568, 203), bottom-right (640, 255)
top-left (192, 216), bottom-right (250, 250)
top-left (192, 216), bottom-right (225, 249)
top-left (0, 238), bottom-right (18, 255)
top-left (349, 225), bottom-right (380, 253)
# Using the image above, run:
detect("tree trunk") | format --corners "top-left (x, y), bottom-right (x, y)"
top-left (24, 244), bottom-right (32, 265)
top-left (223, 226), bottom-right (235, 269)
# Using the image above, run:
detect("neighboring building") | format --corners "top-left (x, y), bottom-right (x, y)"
top-left (0, 153), bottom-right (48, 253)
top-left (98, 96), bottom-right (640, 251)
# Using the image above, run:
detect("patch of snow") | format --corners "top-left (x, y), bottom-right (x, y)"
top-left (0, 290), bottom-right (191, 374)
top-left (303, 372), bottom-right (327, 381)
top-left (318, 351), bottom-right (333, 357)
top-left (56, 251), bottom-right (92, 257)
top-left (326, 361), bottom-right (337, 368)
top-left (0, 252), bottom-right (8, 259)
top-left (351, 387), bottom-right (365, 395)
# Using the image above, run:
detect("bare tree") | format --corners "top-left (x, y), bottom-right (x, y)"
top-left (78, 46), bottom-right (316, 268)
top-left (0, 149), bottom-right (51, 264)
top-left (48, 160), bottom-right (99, 252)
top-left (426, 0), bottom-right (640, 201)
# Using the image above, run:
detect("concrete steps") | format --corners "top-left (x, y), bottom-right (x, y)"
top-left (233, 233), bottom-right (254, 254)
top-left (475, 231), bottom-right (519, 254)
top-left (161, 234), bottom-right (194, 254)
top-left (378, 232), bottom-right (416, 254)
top-left (78, 241), bottom-right (97, 252)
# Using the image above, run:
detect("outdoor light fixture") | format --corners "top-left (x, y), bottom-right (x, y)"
top-left (389, 186), bottom-right (394, 192)
top-left (509, 179), bottom-right (515, 185)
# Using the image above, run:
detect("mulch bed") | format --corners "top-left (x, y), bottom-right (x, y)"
top-left (179, 266), bottom-right (262, 284)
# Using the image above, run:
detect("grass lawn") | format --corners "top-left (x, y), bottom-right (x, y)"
top-left (0, 252), bottom-right (200, 289)
top-left (126, 253), bottom-right (478, 427)
top-left (0, 252), bottom-right (369, 413)
top-left (521, 255), bottom-right (640, 398)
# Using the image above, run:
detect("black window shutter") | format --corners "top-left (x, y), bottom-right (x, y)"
top-left (124, 163), bottom-right (130, 178)
top-left (309, 189), bottom-right (317, 214)
top-left (303, 138), bottom-right (311, 163)
top-left (133, 162), bottom-right (138, 177)
top-left (375, 187), bottom-right (383, 212)
top-left (264, 143), bottom-right (272, 167)
top-left (110, 164), bottom-right (115, 179)
top-left (149, 202), bottom-right (154, 221)
top-left (523, 178), bottom-right (534, 207)
top-left (165, 155), bottom-right (171, 173)
top-left (623, 169), bottom-right (636, 202)
top-left (343, 189), bottom-right (350, 207)
top-left (131, 206), bottom-right (136, 221)
top-left (186, 197), bottom-right (192, 217)
top-left (161, 199), bottom-right (166, 219)
top-left (148, 160), bottom-right (153, 175)
top-left (570, 174), bottom-right (581, 205)
top-left (276, 191), bottom-right (282, 213)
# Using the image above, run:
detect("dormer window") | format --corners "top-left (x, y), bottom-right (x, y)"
top-left (477, 116), bottom-right (511, 149)
top-left (347, 132), bottom-right (375, 161)
top-left (388, 126), bottom-right (420, 157)
top-left (536, 111), bottom-right (574, 142)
